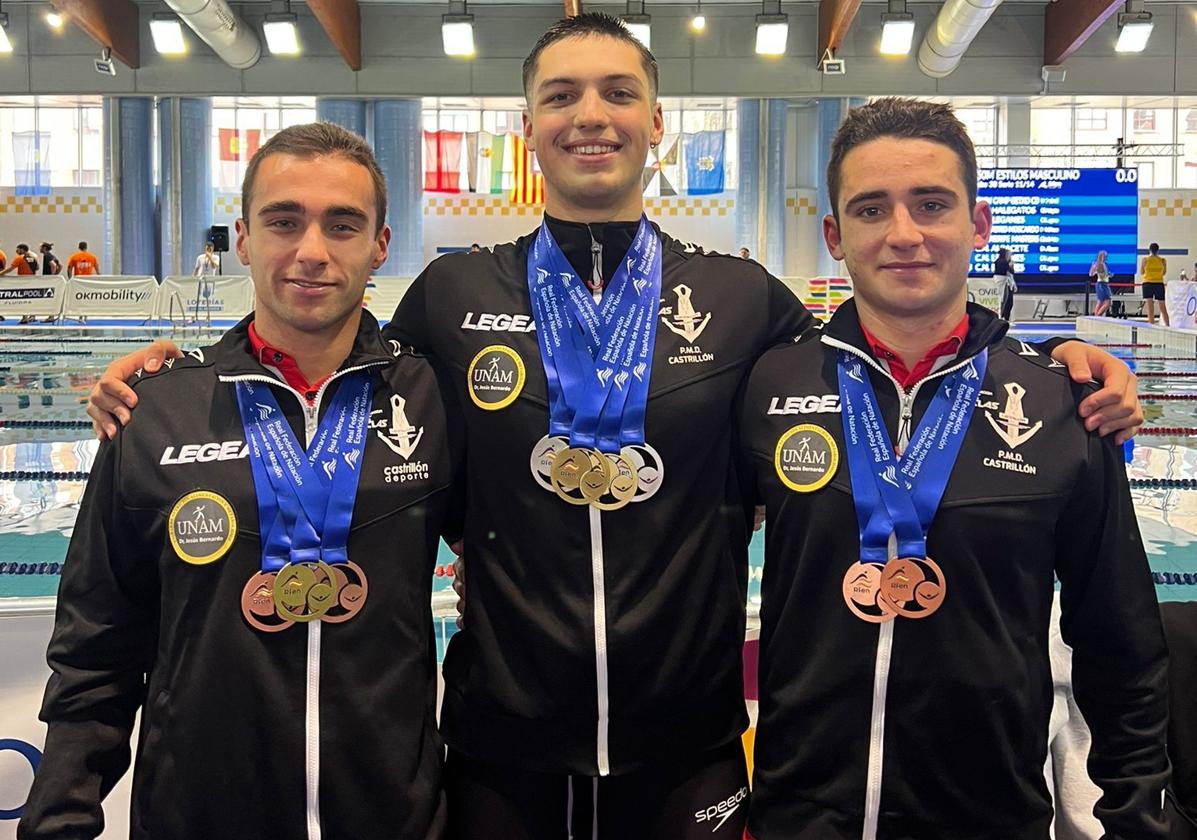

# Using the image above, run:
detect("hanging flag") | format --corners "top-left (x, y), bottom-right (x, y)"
top-left (493, 134), bottom-right (511, 194)
top-left (642, 134), bottom-right (680, 197)
top-left (218, 128), bottom-right (261, 190)
top-left (13, 132), bottom-right (51, 197)
top-left (465, 132), bottom-right (481, 192)
top-left (685, 130), bottom-right (726, 196)
top-left (472, 131), bottom-right (506, 194)
top-left (423, 130), bottom-right (464, 193)
top-left (509, 135), bottom-right (544, 204)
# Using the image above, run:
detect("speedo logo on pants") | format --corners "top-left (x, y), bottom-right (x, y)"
top-left (160, 441), bottom-right (249, 465)
top-left (695, 786), bottom-right (748, 832)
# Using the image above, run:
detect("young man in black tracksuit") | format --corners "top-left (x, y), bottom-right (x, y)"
top-left (86, 23), bottom-right (1145, 840)
top-left (739, 98), bottom-right (1169, 839)
top-left (19, 125), bottom-right (459, 840)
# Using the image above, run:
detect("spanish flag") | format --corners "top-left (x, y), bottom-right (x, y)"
top-left (509, 135), bottom-right (544, 205)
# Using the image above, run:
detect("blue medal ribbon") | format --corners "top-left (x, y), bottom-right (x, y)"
top-left (236, 371), bottom-right (373, 572)
top-left (837, 348), bottom-right (987, 563)
top-left (526, 217), bottom-right (662, 452)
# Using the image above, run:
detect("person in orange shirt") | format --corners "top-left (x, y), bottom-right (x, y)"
top-left (66, 241), bottom-right (100, 277)
top-left (1, 244), bottom-right (41, 323)
top-left (0, 247), bottom-right (7, 272)
top-left (0, 244), bottom-right (39, 276)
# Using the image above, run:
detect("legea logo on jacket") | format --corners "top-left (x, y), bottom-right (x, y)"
top-left (371, 393), bottom-right (431, 484)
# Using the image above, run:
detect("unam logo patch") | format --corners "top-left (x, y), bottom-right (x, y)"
top-left (467, 344), bottom-right (526, 410)
top-left (774, 424), bottom-right (839, 493)
top-left (168, 490), bottom-right (237, 565)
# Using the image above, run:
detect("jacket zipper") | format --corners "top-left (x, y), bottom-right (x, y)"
top-left (820, 335), bottom-right (980, 839)
top-left (590, 507), bottom-right (611, 776)
top-left (220, 361), bottom-right (386, 840)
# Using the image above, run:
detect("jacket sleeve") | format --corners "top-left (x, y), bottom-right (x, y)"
top-left (764, 273), bottom-right (818, 346)
top-left (382, 268), bottom-right (433, 352)
top-left (18, 435), bottom-right (158, 840)
top-left (1055, 415), bottom-right (1170, 839)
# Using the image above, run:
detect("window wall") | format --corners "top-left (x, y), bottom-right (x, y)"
top-left (421, 96), bottom-right (738, 194)
top-left (0, 96), bottom-right (103, 187)
top-left (210, 96), bottom-right (317, 191)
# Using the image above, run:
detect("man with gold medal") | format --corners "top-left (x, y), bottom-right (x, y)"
top-left (86, 18), bottom-right (1145, 838)
top-left (738, 99), bottom-right (1168, 839)
top-left (21, 124), bottom-right (460, 840)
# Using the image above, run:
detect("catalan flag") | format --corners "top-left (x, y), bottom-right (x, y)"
top-left (509, 135), bottom-right (544, 205)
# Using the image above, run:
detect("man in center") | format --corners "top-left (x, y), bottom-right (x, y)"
top-left (88, 16), bottom-right (1144, 838)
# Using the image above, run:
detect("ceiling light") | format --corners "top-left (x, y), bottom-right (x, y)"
top-left (690, 14), bottom-right (706, 32)
top-left (442, 16), bottom-right (475, 57)
top-left (0, 12), bottom-right (12, 53)
top-left (880, 13), bottom-right (915, 55)
top-left (263, 13), bottom-right (301, 55)
top-left (150, 15), bottom-right (187, 55)
top-left (1115, 11), bottom-right (1153, 52)
top-left (44, 11), bottom-right (64, 30)
top-left (755, 14), bottom-right (788, 55)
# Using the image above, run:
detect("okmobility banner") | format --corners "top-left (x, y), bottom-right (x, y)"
top-left (62, 276), bottom-right (159, 320)
top-left (1167, 278), bottom-right (1197, 331)
top-left (0, 277), bottom-right (65, 318)
top-left (0, 608), bottom-right (133, 838)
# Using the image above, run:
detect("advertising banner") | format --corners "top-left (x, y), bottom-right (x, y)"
top-left (62, 276), bottom-right (158, 320)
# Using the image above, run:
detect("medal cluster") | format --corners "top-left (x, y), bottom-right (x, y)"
top-left (241, 561), bottom-right (369, 633)
top-left (841, 557), bottom-right (946, 624)
top-left (531, 435), bottom-right (664, 511)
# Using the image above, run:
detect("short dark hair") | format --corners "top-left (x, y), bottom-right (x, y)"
top-left (827, 97), bottom-right (978, 221)
top-left (522, 13), bottom-right (659, 102)
top-left (1149, 242), bottom-right (1159, 253)
top-left (16, 243), bottom-right (28, 253)
top-left (78, 241), bottom-right (87, 250)
top-left (241, 122), bottom-right (388, 234)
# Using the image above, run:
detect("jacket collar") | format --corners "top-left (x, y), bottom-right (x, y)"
top-left (822, 297), bottom-right (1008, 363)
top-left (209, 310), bottom-right (396, 380)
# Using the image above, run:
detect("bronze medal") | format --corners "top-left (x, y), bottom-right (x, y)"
top-left (240, 570), bottom-right (293, 633)
top-left (842, 561), bottom-right (896, 624)
top-left (878, 557), bottom-right (946, 619)
top-left (321, 562), bottom-right (370, 623)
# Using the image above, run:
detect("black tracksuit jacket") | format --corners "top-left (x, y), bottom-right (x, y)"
top-left (19, 314), bottom-right (460, 840)
top-left (387, 218), bottom-right (814, 776)
top-left (739, 300), bottom-right (1170, 839)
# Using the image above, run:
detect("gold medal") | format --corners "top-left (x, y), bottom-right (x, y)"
top-left (551, 447), bottom-right (593, 493)
top-left (593, 453), bottom-right (639, 511)
top-left (878, 557), bottom-right (946, 619)
top-left (273, 561), bottom-right (341, 623)
top-left (842, 561), bottom-right (896, 624)
top-left (578, 454), bottom-right (615, 503)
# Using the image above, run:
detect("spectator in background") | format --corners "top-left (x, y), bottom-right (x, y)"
top-left (1, 244), bottom-right (41, 323)
top-left (994, 246), bottom-right (1017, 321)
top-left (1139, 242), bottom-right (1169, 327)
top-left (67, 242), bottom-right (100, 277)
top-left (0, 246), bottom-right (7, 272)
top-left (1, 244), bottom-right (38, 277)
top-left (193, 241), bottom-right (219, 278)
top-left (1090, 249), bottom-right (1113, 317)
top-left (739, 246), bottom-right (751, 259)
top-left (40, 243), bottom-right (61, 276)
top-left (469, 243), bottom-right (482, 253)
